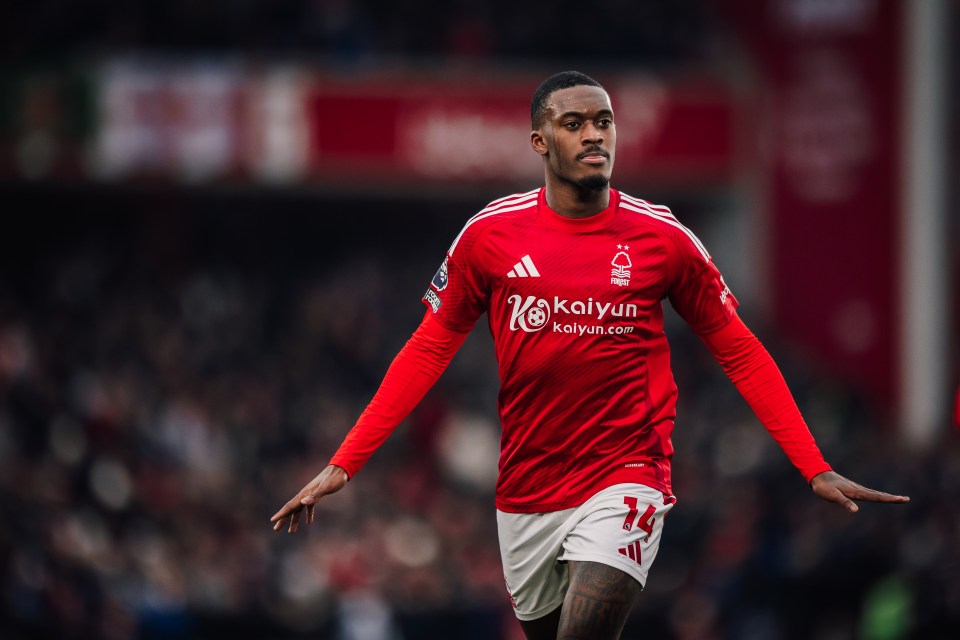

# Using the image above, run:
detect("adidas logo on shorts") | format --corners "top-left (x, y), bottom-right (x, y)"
top-left (618, 541), bottom-right (643, 565)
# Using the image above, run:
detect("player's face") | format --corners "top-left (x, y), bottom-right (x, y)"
top-left (532, 85), bottom-right (616, 191)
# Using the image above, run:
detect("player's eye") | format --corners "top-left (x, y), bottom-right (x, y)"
top-left (598, 118), bottom-right (613, 127)
top-left (564, 122), bottom-right (580, 130)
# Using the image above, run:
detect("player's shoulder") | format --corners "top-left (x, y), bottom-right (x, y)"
top-left (616, 190), bottom-right (679, 229)
top-left (448, 188), bottom-right (540, 255)
top-left (472, 188), bottom-right (541, 225)
top-left (616, 190), bottom-right (711, 261)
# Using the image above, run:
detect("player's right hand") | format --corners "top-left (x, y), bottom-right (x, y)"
top-left (271, 464), bottom-right (349, 534)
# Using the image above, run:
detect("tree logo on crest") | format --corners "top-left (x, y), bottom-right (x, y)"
top-left (611, 244), bottom-right (632, 287)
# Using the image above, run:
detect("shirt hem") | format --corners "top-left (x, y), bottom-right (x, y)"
top-left (495, 476), bottom-right (671, 514)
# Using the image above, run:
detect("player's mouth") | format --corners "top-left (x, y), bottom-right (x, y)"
top-left (577, 149), bottom-right (609, 165)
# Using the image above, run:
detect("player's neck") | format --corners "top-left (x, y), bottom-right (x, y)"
top-left (544, 181), bottom-right (611, 219)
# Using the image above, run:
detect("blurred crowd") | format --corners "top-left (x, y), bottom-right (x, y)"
top-left (0, 186), bottom-right (957, 640)
top-left (3, 0), bottom-right (721, 68)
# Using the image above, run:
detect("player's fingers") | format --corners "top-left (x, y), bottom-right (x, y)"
top-left (271, 495), bottom-right (305, 523)
top-left (270, 505), bottom-right (285, 522)
top-left (271, 507), bottom-right (291, 524)
top-left (288, 506), bottom-right (302, 534)
top-left (306, 503), bottom-right (315, 525)
top-left (839, 498), bottom-right (859, 513)
top-left (827, 487), bottom-right (859, 513)
top-left (845, 486), bottom-right (910, 504)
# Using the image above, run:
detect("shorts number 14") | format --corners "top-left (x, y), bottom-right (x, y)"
top-left (622, 496), bottom-right (656, 538)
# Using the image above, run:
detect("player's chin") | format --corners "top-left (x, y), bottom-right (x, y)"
top-left (576, 173), bottom-right (611, 192)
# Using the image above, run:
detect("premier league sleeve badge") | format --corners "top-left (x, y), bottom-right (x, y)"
top-left (431, 256), bottom-right (449, 291)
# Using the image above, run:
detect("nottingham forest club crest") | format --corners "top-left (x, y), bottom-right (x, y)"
top-left (611, 244), bottom-right (632, 287)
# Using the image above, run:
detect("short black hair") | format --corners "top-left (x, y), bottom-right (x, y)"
top-left (530, 71), bottom-right (604, 129)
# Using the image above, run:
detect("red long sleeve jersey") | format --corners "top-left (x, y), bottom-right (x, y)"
top-left (331, 187), bottom-right (831, 512)
top-left (427, 188), bottom-right (739, 512)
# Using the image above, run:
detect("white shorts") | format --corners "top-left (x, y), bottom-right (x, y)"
top-left (497, 483), bottom-right (674, 621)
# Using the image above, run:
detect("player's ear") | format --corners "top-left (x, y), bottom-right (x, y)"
top-left (531, 129), bottom-right (548, 156)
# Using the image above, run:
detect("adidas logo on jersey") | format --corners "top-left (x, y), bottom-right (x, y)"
top-left (507, 255), bottom-right (540, 278)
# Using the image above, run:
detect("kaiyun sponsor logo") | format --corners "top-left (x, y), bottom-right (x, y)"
top-left (507, 294), bottom-right (638, 334)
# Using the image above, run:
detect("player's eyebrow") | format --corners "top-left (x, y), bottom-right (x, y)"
top-left (557, 108), bottom-right (614, 120)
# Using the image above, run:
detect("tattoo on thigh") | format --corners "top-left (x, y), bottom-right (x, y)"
top-left (558, 562), bottom-right (640, 639)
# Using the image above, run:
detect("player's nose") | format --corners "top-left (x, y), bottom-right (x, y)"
top-left (581, 121), bottom-right (603, 143)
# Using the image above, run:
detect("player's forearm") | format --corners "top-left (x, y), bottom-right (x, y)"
top-left (700, 315), bottom-right (832, 482)
top-left (329, 313), bottom-right (468, 477)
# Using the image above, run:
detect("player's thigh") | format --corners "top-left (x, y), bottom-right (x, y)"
top-left (557, 560), bottom-right (640, 640)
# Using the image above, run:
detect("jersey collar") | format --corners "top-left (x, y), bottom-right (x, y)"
top-left (538, 187), bottom-right (620, 232)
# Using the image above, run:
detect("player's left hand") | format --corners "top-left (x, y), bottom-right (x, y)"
top-left (810, 470), bottom-right (910, 513)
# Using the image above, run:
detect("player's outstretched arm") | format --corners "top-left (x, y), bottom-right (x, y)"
top-left (700, 314), bottom-right (911, 505)
top-left (271, 464), bottom-right (349, 534)
top-left (809, 470), bottom-right (909, 513)
top-left (269, 312), bottom-right (468, 535)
